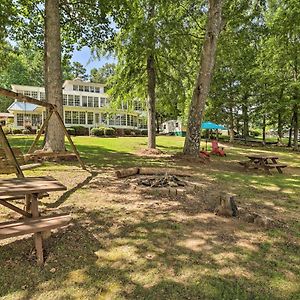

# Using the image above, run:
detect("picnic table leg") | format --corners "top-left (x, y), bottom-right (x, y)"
top-left (25, 194), bottom-right (31, 213)
top-left (271, 158), bottom-right (283, 173)
top-left (30, 193), bottom-right (44, 266)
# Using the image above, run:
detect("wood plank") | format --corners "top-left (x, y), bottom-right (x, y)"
top-left (0, 176), bottom-right (67, 196)
top-left (0, 87), bottom-right (54, 109)
top-left (0, 214), bottom-right (72, 239)
top-left (20, 163), bottom-right (42, 170)
top-left (0, 200), bottom-right (32, 217)
top-left (264, 164), bottom-right (287, 168)
top-left (24, 152), bottom-right (77, 158)
top-left (0, 126), bottom-right (24, 178)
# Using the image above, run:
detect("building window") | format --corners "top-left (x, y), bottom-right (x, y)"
top-left (24, 114), bottom-right (31, 126)
top-left (73, 85), bottom-right (79, 91)
top-left (72, 111), bottom-right (79, 124)
top-left (79, 85), bottom-right (83, 91)
top-left (101, 113), bottom-right (107, 125)
top-left (133, 116), bottom-right (137, 127)
top-left (90, 86), bottom-right (95, 93)
top-left (121, 115), bottom-right (126, 126)
top-left (109, 114), bottom-right (115, 126)
top-left (17, 90), bottom-right (24, 95)
top-left (65, 111), bottom-right (71, 124)
top-left (68, 95), bottom-right (74, 106)
top-left (95, 87), bottom-right (100, 93)
top-left (93, 97), bottom-right (99, 107)
top-left (17, 114), bottom-right (24, 126)
top-left (88, 96), bottom-right (93, 107)
top-left (106, 99), bottom-right (110, 107)
top-left (75, 95), bottom-right (80, 106)
top-left (40, 92), bottom-right (45, 101)
top-left (139, 118), bottom-right (147, 129)
top-left (32, 114), bottom-right (42, 127)
top-left (87, 112), bottom-right (93, 125)
top-left (100, 97), bottom-right (106, 107)
top-left (82, 96), bottom-right (87, 107)
top-left (79, 112), bottom-right (86, 124)
top-left (95, 113), bottom-right (100, 124)
top-left (24, 91), bottom-right (31, 97)
top-left (63, 94), bottom-right (68, 106)
top-left (31, 91), bottom-right (38, 99)
top-left (115, 115), bottom-right (121, 126)
top-left (85, 86), bottom-right (89, 92)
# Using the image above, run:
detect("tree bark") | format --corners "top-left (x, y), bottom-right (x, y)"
top-left (242, 100), bottom-right (249, 141)
top-left (229, 105), bottom-right (234, 143)
top-left (293, 104), bottom-right (299, 150)
top-left (262, 114), bottom-right (266, 145)
top-left (146, 3), bottom-right (156, 149)
top-left (278, 110), bottom-right (283, 143)
top-left (288, 110), bottom-right (294, 147)
top-left (43, 0), bottom-right (65, 152)
top-left (183, 0), bottom-right (223, 156)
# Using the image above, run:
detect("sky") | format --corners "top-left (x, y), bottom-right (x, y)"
top-left (71, 46), bottom-right (116, 74)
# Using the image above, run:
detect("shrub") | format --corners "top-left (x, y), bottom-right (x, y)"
top-left (12, 128), bottom-right (22, 134)
top-left (114, 128), bottom-right (124, 136)
top-left (140, 129), bottom-right (148, 136)
top-left (25, 124), bottom-right (33, 133)
top-left (71, 126), bottom-right (89, 136)
top-left (22, 129), bottom-right (31, 135)
top-left (67, 128), bottom-right (76, 136)
top-left (124, 129), bottom-right (132, 136)
top-left (1, 126), bottom-right (11, 134)
top-left (91, 127), bottom-right (103, 137)
top-left (105, 127), bottom-right (115, 136)
top-left (250, 130), bottom-right (260, 137)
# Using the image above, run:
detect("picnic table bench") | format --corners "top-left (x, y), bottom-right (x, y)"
top-left (239, 155), bottom-right (287, 174)
top-left (0, 176), bottom-right (71, 266)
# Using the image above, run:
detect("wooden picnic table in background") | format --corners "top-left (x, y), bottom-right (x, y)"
top-left (239, 155), bottom-right (287, 174)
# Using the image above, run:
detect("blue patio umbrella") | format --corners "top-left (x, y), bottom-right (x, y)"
top-left (201, 121), bottom-right (226, 130)
top-left (201, 121), bottom-right (226, 150)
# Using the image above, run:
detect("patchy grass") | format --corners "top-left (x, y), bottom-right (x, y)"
top-left (0, 135), bottom-right (299, 300)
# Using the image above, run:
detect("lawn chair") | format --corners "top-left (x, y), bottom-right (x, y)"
top-left (210, 139), bottom-right (226, 157)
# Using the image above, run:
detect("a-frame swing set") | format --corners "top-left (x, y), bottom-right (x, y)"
top-left (0, 87), bottom-right (85, 171)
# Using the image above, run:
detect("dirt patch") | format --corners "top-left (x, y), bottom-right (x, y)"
top-left (136, 148), bottom-right (166, 157)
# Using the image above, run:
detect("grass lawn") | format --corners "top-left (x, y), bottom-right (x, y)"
top-left (0, 135), bottom-right (299, 300)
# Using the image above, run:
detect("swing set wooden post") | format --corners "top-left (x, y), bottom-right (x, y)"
top-left (0, 87), bottom-right (86, 170)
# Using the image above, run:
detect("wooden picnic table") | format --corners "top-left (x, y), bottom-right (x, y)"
top-left (0, 176), bottom-right (69, 265)
top-left (239, 155), bottom-right (287, 174)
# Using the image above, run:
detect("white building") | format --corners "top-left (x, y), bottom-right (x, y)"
top-left (8, 79), bottom-right (147, 130)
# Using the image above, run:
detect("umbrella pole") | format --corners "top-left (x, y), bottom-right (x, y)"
top-left (206, 139), bottom-right (208, 151)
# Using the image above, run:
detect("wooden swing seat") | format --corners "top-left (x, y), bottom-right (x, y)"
top-left (24, 151), bottom-right (77, 162)
top-left (0, 148), bottom-right (41, 175)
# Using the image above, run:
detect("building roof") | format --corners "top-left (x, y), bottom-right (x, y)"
top-left (7, 101), bottom-right (39, 112)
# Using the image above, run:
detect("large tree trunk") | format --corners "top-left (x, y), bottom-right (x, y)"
top-left (146, 4), bottom-right (156, 149)
top-left (242, 100), bottom-right (249, 141)
top-left (229, 105), bottom-right (234, 143)
top-left (288, 110), bottom-right (294, 147)
top-left (147, 54), bottom-right (156, 149)
top-left (183, 0), bottom-right (223, 156)
top-left (43, 0), bottom-right (65, 152)
top-left (262, 114), bottom-right (266, 145)
top-left (293, 104), bottom-right (299, 150)
top-left (277, 110), bottom-right (283, 143)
